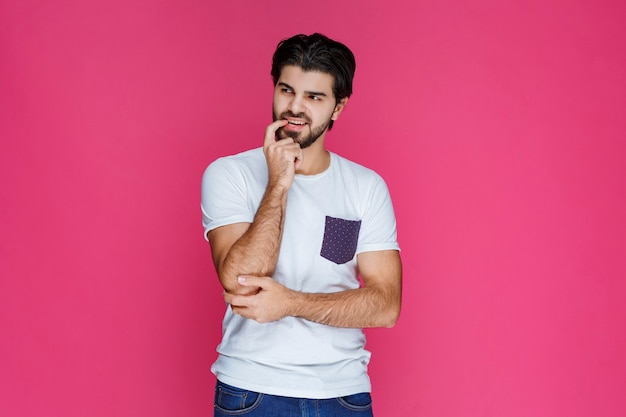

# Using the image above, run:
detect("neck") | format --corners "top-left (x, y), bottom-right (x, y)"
top-left (295, 139), bottom-right (330, 176)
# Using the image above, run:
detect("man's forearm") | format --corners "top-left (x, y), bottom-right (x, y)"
top-left (218, 184), bottom-right (288, 293)
top-left (226, 250), bottom-right (403, 327)
top-left (287, 251), bottom-right (402, 328)
top-left (288, 286), bottom-right (401, 328)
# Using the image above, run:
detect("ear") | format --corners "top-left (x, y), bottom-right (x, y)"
top-left (331, 97), bottom-right (349, 121)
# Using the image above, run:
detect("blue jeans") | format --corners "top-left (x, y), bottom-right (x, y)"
top-left (214, 380), bottom-right (374, 417)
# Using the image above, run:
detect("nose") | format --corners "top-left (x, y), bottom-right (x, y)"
top-left (287, 94), bottom-right (304, 115)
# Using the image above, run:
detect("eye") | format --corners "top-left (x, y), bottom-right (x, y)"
top-left (281, 87), bottom-right (293, 94)
top-left (309, 95), bottom-right (321, 101)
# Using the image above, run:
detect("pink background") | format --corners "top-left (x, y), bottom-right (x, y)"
top-left (1, 1), bottom-right (625, 416)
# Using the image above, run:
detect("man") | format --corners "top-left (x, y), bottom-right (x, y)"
top-left (201, 33), bottom-right (402, 417)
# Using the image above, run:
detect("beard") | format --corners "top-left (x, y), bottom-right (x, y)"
top-left (273, 111), bottom-right (331, 149)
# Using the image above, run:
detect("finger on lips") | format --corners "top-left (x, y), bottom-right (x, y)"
top-left (264, 120), bottom-right (289, 146)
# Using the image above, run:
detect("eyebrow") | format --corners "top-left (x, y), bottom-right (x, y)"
top-left (278, 82), bottom-right (328, 97)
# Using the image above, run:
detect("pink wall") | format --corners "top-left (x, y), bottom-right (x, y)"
top-left (1, 1), bottom-right (625, 416)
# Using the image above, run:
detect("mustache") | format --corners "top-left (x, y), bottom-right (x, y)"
top-left (278, 111), bottom-right (312, 124)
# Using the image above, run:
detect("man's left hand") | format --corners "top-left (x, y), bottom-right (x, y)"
top-left (224, 276), bottom-right (294, 323)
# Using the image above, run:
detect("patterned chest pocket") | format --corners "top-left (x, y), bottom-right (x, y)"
top-left (320, 216), bottom-right (362, 264)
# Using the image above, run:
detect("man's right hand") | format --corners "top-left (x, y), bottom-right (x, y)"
top-left (263, 120), bottom-right (303, 189)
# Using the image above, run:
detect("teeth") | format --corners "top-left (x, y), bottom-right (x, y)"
top-left (288, 120), bottom-right (305, 125)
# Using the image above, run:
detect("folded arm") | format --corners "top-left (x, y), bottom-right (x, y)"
top-left (225, 249), bottom-right (402, 328)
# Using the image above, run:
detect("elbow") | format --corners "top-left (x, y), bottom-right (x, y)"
top-left (369, 286), bottom-right (401, 328)
top-left (382, 308), bottom-right (400, 328)
top-left (381, 285), bottom-right (402, 328)
top-left (219, 274), bottom-right (259, 296)
top-left (379, 302), bottom-right (401, 328)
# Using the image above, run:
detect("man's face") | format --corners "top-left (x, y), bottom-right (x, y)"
top-left (272, 65), bottom-right (344, 149)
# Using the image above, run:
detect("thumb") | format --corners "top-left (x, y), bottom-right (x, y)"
top-left (237, 275), bottom-right (265, 287)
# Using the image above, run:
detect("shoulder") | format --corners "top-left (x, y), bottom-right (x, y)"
top-left (203, 147), bottom-right (265, 179)
top-left (331, 152), bottom-right (387, 186)
top-left (206, 147), bottom-right (264, 171)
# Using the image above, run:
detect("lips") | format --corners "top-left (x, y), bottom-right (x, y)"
top-left (281, 114), bottom-right (309, 131)
top-left (279, 112), bottom-right (310, 126)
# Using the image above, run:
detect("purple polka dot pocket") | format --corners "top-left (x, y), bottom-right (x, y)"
top-left (320, 216), bottom-right (362, 264)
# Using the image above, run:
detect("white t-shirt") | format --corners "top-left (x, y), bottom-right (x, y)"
top-left (201, 147), bottom-right (399, 399)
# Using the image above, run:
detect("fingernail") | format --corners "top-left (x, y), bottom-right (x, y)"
top-left (238, 276), bottom-right (246, 283)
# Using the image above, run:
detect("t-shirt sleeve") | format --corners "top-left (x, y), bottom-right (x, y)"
top-left (356, 174), bottom-right (400, 254)
top-left (201, 157), bottom-right (255, 241)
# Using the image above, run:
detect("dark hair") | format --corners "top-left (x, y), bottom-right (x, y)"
top-left (271, 33), bottom-right (356, 104)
